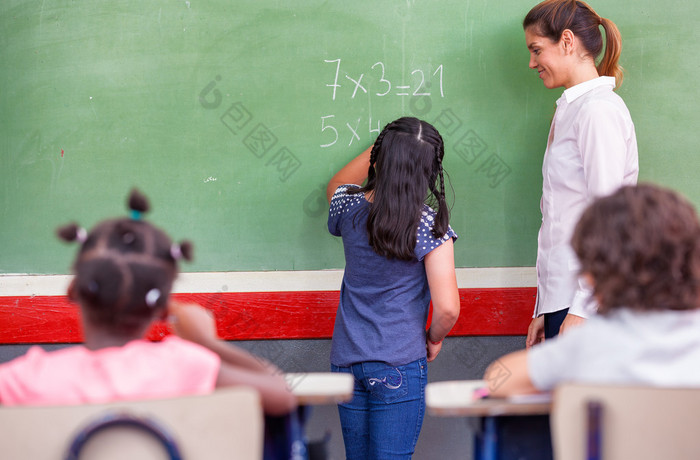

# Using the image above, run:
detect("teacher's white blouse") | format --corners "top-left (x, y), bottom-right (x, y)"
top-left (535, 76), bottom-right (639, 318)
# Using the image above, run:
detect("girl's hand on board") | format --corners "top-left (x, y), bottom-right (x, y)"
top-left (326, 146), bottom-right (372, 203)
top-left (526, 316), bottom-right (545, 348)
top-left (168, 301), bottom-right (219, 345)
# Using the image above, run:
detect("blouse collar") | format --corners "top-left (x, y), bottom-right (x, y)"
top-left (563, 76), bottom-right (616, 104)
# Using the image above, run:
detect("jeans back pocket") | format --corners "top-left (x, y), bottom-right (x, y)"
top-left (363, 363), bottom-right (409, 404)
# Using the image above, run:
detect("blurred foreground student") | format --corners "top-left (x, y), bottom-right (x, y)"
top-left (485, 184), bottom-right (700, 396)
top-left (0, 189), bottom-right (296, 416)
top-left (327, 117), bottom-right (460, 459)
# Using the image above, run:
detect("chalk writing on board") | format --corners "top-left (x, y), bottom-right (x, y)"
top-left (324, 59), bottom-right (444, 100)
top-left (409, 86), bottom-right (433, 117)
top-left (319, 116), bottom-right (383, 148)
top-left (199, 77), bottom-right (302, 183)
top-left (318, 108), bottom-right (512, 187)
top-left (320, 59), bottom-right (444, 148)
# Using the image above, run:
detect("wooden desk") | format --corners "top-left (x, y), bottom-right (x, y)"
top-left (427, 380), bottom-right (553, 460)
top-left (285, 372), bottom-right (353, 406)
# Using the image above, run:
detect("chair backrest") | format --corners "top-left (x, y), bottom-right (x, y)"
top-left (0, 387), bottom-right (263, 460)
top-left (552, 383), bottom-right (700, 460)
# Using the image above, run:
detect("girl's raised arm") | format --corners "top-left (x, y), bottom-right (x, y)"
top-left (326, 146), bottom-right (372, 203)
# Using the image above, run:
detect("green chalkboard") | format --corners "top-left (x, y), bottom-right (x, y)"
top-left (2, 0), bottom-right (699, 274)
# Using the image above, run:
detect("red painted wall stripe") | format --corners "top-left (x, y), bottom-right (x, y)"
top-left (0, 288), bottom-right (536, 344)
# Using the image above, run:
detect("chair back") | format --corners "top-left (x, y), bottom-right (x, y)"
top-left (0, 387), bottom-right (263, 460)
top-left (552, 383), bottom-right (700, 460)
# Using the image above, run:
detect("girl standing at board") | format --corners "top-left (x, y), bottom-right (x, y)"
top-left (326, 117), bottom-right (460, 459)
top-left (523, 0), bottom-right (639, 347)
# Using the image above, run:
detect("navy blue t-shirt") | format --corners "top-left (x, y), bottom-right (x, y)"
top-left (328, 185), bottom-right (457, 367)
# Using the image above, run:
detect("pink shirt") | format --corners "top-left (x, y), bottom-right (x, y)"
top-left (535, 76), bottom-right (639, 318)
top-left (0, 336), bottom-right (220, 406)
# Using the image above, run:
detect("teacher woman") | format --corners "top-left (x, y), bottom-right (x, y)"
top-left (523, 0), bottom-right (639, 347)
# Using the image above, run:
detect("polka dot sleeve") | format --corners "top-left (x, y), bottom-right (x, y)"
top-left (327, 184), bottom-right (364, 237)
top-left (414, 205), bottom-right (458, 261)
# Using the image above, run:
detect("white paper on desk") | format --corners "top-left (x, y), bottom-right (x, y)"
top-left (506, 393), bottom-right (552, 404)
top-left (425, 380), bottom-right (489, 409)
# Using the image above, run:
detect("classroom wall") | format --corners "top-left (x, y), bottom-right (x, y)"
top-left (2, 1), bottom-right (700, 458)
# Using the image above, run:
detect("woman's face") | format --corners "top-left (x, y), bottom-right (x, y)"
top-left (525, 27), bottom-right (569, 89)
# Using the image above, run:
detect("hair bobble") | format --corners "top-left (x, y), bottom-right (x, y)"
top-left (170, 244), bottom-right (182, 260)
top-left (76, 227), bottom-right (88, 243)
top-left (170, 241), bottom-right (194, 262)
top-left (145, 288), bottom-right (161, 308)
top-left (56, 223), bottom-right (89, 244)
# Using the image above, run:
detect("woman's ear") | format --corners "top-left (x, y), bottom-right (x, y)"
top-left (560, 29), bottom-right (575, 54)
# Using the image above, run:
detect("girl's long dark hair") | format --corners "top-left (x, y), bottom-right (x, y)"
top-left (349, 117), bottom-right (449, 260)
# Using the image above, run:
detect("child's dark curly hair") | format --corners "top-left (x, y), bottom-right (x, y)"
top-left (57, 189), bottom-right (193, 335)
top-left (572, 184), bottom-right (700, 314)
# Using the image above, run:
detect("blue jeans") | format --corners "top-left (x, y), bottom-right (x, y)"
top-left (331, 358), bottom-right (427, 459)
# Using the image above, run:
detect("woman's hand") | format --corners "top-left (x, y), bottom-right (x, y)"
top-left (526, 316), bottom-right (545, 348)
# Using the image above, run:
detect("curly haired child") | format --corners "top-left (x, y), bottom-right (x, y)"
top-left (485, 183), bottom-right (700, 396)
